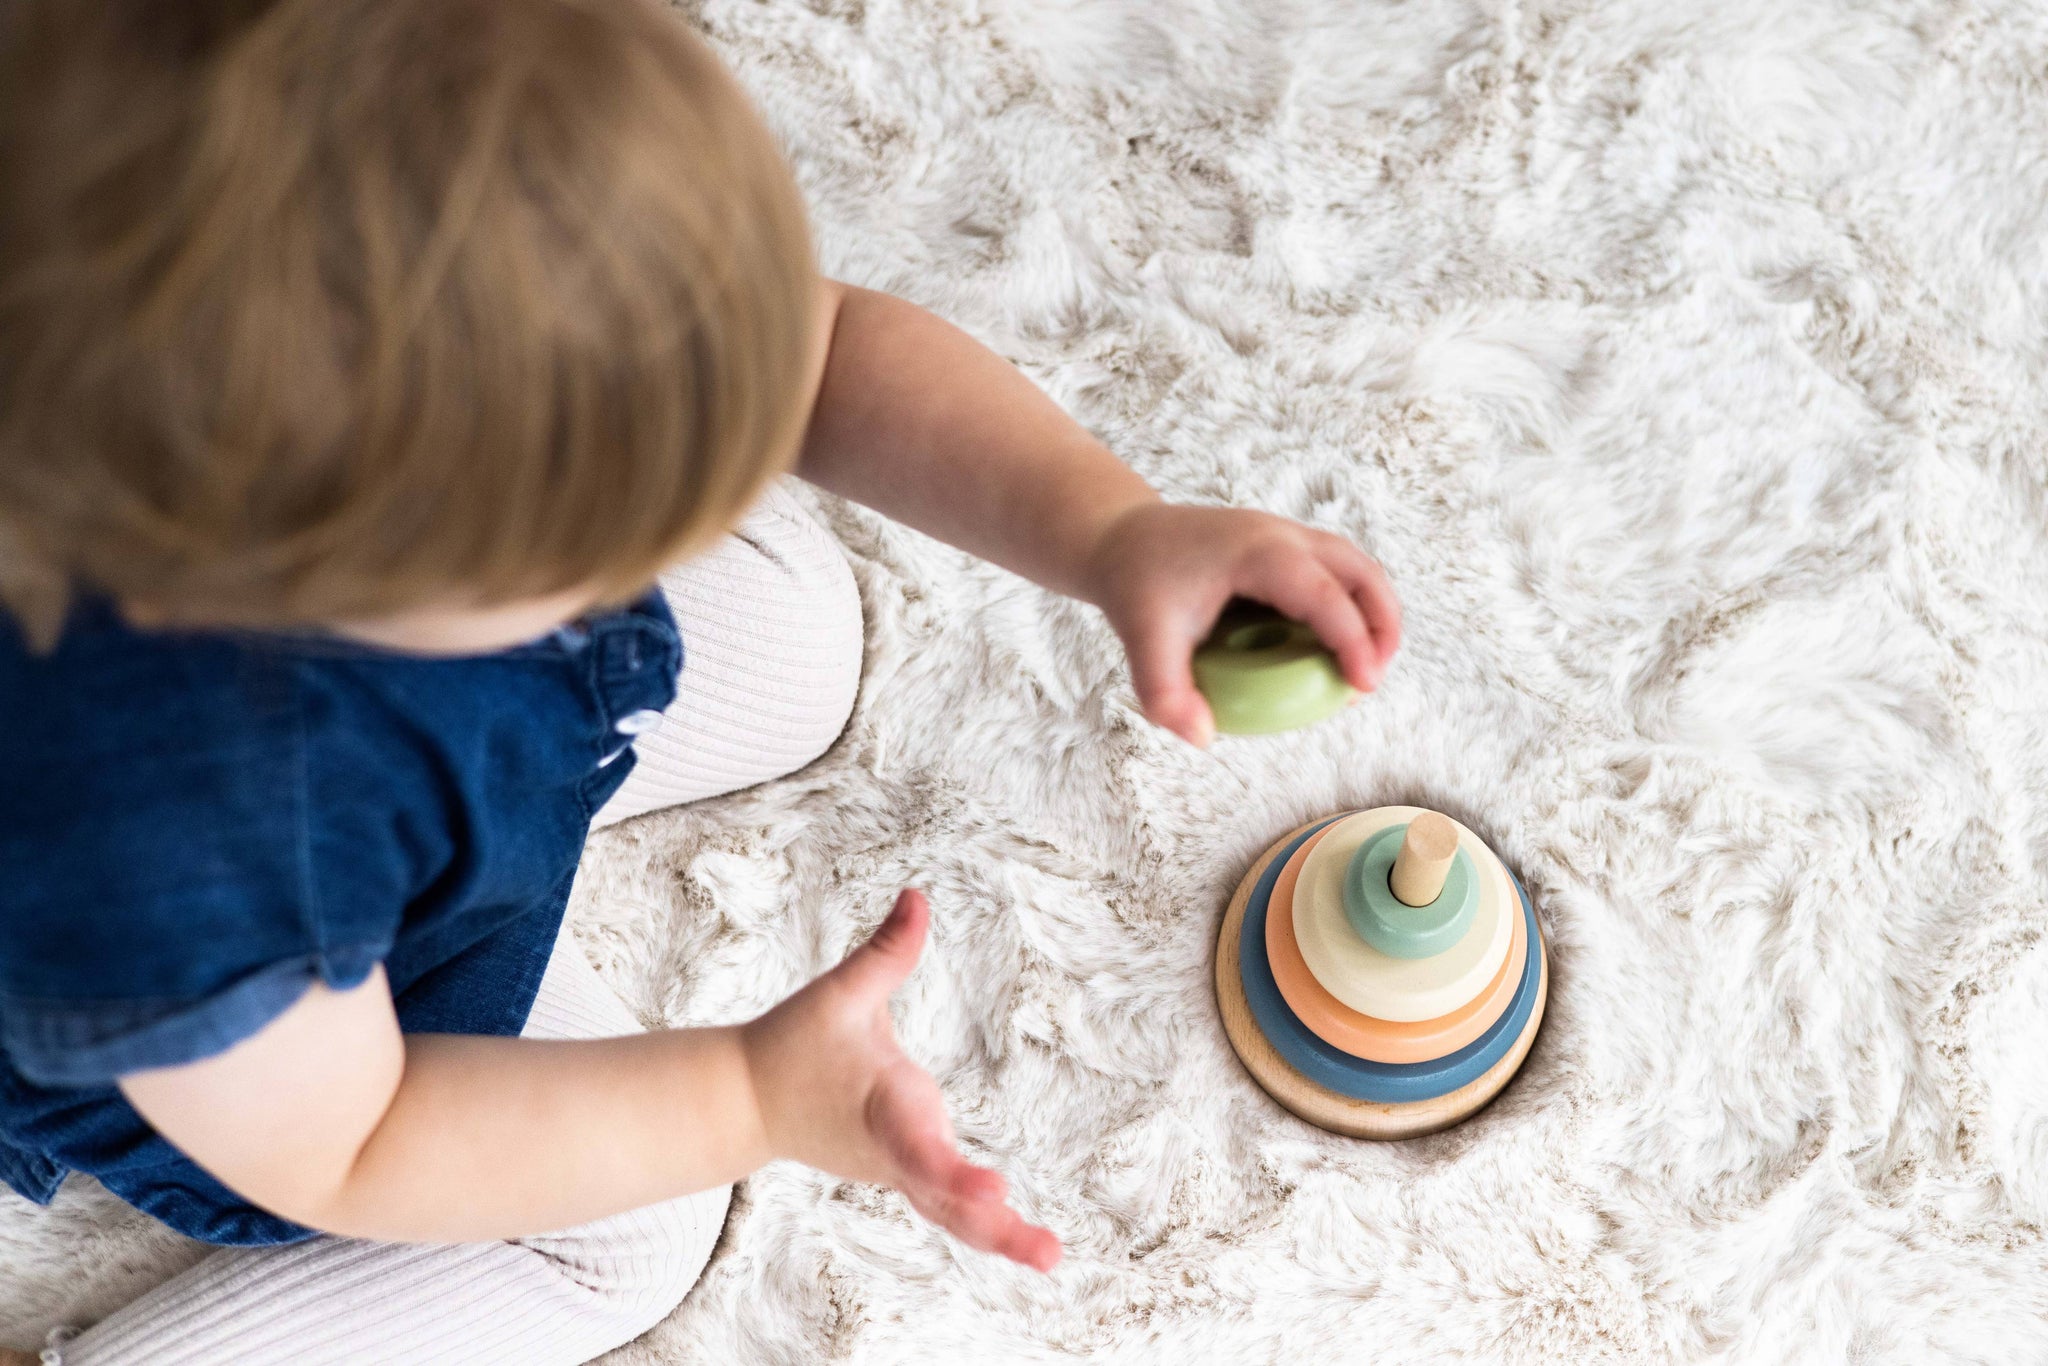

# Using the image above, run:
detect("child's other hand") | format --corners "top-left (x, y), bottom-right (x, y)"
top-left (1082, 503), bottom-right (1402, 745)
top-left (740, 890), bottom-right (1062, 1273)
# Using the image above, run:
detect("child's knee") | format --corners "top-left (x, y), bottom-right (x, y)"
top-left (597, 1185), bottom-right (730, 1327)
top-left (530, 1184), bottom-right (731, 1342)
top-left (598, 489), bottom-right (862, 825)
top-left (705, 514), bottom-right (859, 785)
top-left (743, 482), bottom-right (863, 747)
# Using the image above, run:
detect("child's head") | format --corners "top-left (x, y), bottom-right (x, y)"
top-left (0, 0), bottom-right (818, 649)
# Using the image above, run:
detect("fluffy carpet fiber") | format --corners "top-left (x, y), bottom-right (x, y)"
top-left (10, 0), bottom-right (2048, 1359)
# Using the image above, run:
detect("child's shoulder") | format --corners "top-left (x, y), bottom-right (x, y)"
top-left (1, 597), bottom-right (623, 767)
top-left (0, 605), bottom-right (515, 1086)
top-left (0, 601), bottom-right (564, 885)
top-left (2, 600), bottom-right (400, 800)
top-left (0, 594), bottom-right (673, 905)
top-left (1, 602), bottom-right (441, 923)
top-left (0, 599), bottom-right (649, 1075)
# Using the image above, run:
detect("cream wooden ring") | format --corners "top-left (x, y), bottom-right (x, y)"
top-left (1293, 807), bottom-right (1515, 1022)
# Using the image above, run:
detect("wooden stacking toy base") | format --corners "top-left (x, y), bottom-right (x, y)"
top-left (1215, 815), bottom-right (1549, 1140)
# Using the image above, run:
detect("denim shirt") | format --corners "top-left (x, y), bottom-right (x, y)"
top-left (0, 594), bottom-right (680, 1245)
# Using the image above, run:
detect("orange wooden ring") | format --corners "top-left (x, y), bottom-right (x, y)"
top-left (1266, 824), bottom-right (1528, 1064)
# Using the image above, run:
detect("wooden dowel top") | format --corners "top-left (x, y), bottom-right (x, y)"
top-left (1390, 812), bottom-right (1459, 907)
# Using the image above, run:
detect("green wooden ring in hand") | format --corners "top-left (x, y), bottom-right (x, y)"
top-left (1192, 601), bottom-right (1357, 735)
top-left (1343, 823), bottom-right (1478, 959)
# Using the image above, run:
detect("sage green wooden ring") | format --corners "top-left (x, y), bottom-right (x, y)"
top-left (1192, 604), bottom-right (1356, 736)
top-left (1343, 824), bottom-right (1478, 959)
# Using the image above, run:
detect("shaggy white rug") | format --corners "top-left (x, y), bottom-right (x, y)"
top-left (10, 0), bottom-right (2048, 1359)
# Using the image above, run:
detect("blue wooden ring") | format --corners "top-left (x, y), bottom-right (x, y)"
top-left (1238, 815), bottom-right (1543, 1103)
top-left (1344, 823), bottom-right (1478, 959)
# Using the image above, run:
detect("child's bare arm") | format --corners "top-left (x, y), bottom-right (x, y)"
top-left (799, 282), bottom-right (1162, 603)
top-left (121, 966), bottom-right (764, 1242)
top-left (120, 892), bottom-right (1059, 1268)
top-left (799, 283), bottom-right (1401, 745)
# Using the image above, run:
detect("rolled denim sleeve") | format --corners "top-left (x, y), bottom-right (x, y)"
top-left (0, 948), bottom-right (385, 1087)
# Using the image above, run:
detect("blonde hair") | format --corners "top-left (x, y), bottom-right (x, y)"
top-left (0, 0), bottom-right (817, 647)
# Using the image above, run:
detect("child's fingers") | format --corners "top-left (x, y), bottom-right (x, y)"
top-left (1319, 541), bottom-right (1402, 674)
top-left (878, 1062), bottom-right (972, 1194)
top-left (874, 1062), bottom-right (1060, 1268)
top-left (838, 889), bottom-right (928, 998)
top-left (1240, 554), bottom-right (1379, 692)
top-left (923, 1188), bottom-right (1064, 1272)
top-left (1120, 616), bottom-right (1219, 748)
top-left (999, 1215), bottom-right (1064, 1273)
top-left (951, 1162), bottom-right (1007, 1205)
top-left (907, 1164), bottom-right (1063, 1272)
top-left (883, 1096), bottom-right (986, 1209)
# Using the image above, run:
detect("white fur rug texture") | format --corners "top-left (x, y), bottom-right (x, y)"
top-left (10, 0), bottom-right (2048, 1359)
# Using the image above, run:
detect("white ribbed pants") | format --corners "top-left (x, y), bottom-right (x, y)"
top-left (41, 484), bottom-right (863, 1365)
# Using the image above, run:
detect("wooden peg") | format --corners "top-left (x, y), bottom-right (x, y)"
top-left (1390, 812), bottom-right (1459, 907)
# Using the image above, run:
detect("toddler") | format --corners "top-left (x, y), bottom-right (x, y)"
top-left (0, 1), bottom-right (1401, 1361)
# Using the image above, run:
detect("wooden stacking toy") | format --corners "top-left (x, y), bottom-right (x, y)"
top-left (1196, 605), bottom-right (1549, 1139)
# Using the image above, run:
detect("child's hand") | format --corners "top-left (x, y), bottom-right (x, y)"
top-left (740, 890), bottom-right (1062, 1272)
top-left (1082, 503), bottom-right (1403, 745)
